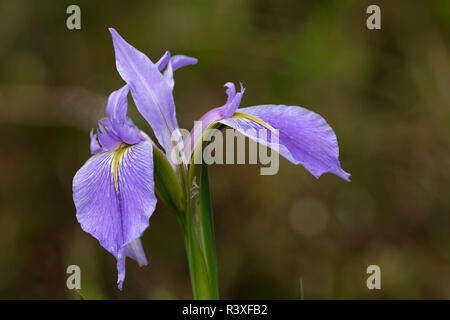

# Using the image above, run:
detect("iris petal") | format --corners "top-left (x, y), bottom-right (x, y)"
top-left (222, 82), bottom-right (244, 118)
top-left (109, 28), bottom-right (179, 155)
top-left (156, 52), bottom-right (197, 72)
top-left (90, 129), bottom-right (103, 154)
top-left (73, 141), bottom-right (157, 289)
top-left (117, 238), bottom-right (148, 290)
top-left (97, 123), bottom-right (122, 151)
top-left (184, 83), bottom-right (245, 157)
top-left (155, 50), bottom-right (171, 71)
top-left (109, 29), bottom-right (198, 158)
top-left (104, 86), bottom-right (143, 146)
top-left (169, 55), bottom-right (198, 71)
top-left (219, 105), bottom-right (350, 181)
top-left (106, 85), bottom-right (129, 123)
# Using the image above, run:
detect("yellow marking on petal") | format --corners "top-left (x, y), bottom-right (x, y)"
top-left (231, 112), bottom-right (276, 132)
top-left (111, 145), bottom-right (130, 194)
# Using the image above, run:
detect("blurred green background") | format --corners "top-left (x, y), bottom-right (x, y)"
top-left (0, 0), bottom-right (449, 299)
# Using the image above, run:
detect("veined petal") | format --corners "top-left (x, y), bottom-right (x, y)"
top-left (73, 141), bottom-right (156, 289)
top-left (109, 28), bottom-right (179, 155)
top-left (219, 105), bottom-right (350, 181)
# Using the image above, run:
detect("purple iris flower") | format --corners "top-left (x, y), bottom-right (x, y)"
top-left (73, 28), bottom-right (350, 291)
top-left (108, 28), bottom-right (349, 181)
top-left (73, 85), bottom-right (157, 290)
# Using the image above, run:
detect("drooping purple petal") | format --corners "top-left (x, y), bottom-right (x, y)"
top-left (109, 28), bottom-right (179, 154)
top-left (219, 105), bottom-right (350, 181)
top-left (73, 141), bottom-right (157, 289)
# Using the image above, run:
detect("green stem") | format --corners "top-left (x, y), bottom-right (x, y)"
top-left (153, 141), bottom-right (219, 299)
top-left (182, 162), bottom-right (219, 300)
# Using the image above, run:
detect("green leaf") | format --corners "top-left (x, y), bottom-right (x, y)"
top-left (197, 161), bottom-right (219, 299)
top-left (183, 125), bottom-right (222, 299)
top-left (185, 224), bottom-right (212, 299)
top-left (153, 147), bottom-right (185, 217)
top-left (183, 161), bottom-right (219, 299)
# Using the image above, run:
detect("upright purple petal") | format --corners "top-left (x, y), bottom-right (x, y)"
top-left (164, 60), bottom-right (175, 90)
top-left (156, 50), bottom-right (171, 71)
top-left (222, 82), bottom-right (244, 118)
top-left (109, 28), bottom-right (179, 154)
top-left (184, 83), bottom-right (245, 156)
top-left (219, 105), bottom-right (350, 181)
top-left (73, 141), bottom-right (157, 289)
top-left (106, 85), bottom-right (129, 124)
top-left (104, 86), bottom-right (143, 146)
